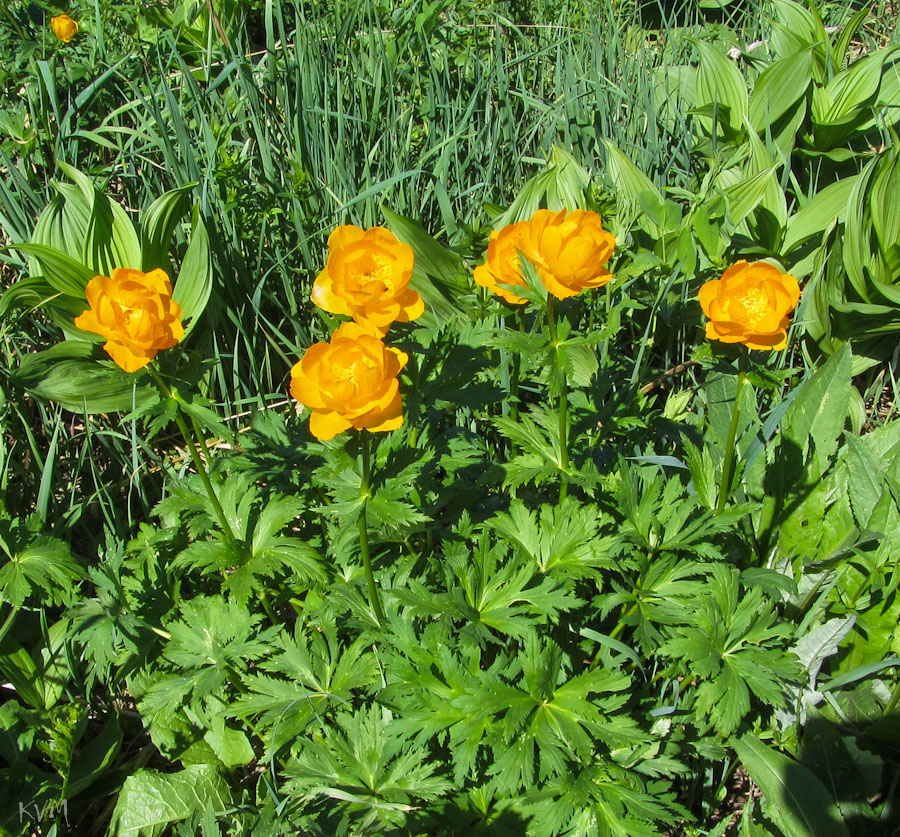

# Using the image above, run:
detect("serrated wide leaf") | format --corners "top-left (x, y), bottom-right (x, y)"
top-left (109, 764), bottom-right (231, 836)
top-left (782, 344), bottom-right (851, 469)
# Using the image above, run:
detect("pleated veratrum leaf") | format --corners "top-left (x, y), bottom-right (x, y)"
top-left (8, 243), bottom-right (93, 297)
top-left (746, 127), bottom-right (787, 228)
top-left (14, 346), bottom-right (158, 414)
top-left (491, 146), bottom-right (593, 230)
top-left (783, 175), bottom-right (856, 253)
top-left (770, 0), bottom-right (828, 76)
top-left (734, 734), bottom-right (849, 837)
top-left (140, 183), bottom-right (197, 273)
top-left (869, 145), bottom-right (900, 269)
top-left (749, 48), bottom-right (814, 134)
top-left (842, 156), bottom-right (879, 301)
top-left (0, 276), bottom-right (83, 318)
top-left (724, 166), bottom-right (778, 226)
top-left (694, 40), bottom-right (748, 134)
top-left (601, 138), bottom-right (664, 236)
top-left (833, 6), bottom-right (872, 74)
top-left (57, 161), bottom-right (142, 275)
top-left (171, 204), bottom-right (212, 335)
top-left (814, 51), bottom-right (885, 126)
top-left (856, 48), bottom-right (900, 133)
top-left (382, 206), bottom-right (467, 326)
top-left (30, 181), bottom-right (91, 266)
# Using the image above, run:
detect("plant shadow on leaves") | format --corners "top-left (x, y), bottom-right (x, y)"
top-left (795, 710), bottom-right (900, 835)
top-left (754, 435), bottom-right (817, 560)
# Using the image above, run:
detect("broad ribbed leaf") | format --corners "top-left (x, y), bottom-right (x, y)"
top-left (734, 734), bottom-right (849, 837)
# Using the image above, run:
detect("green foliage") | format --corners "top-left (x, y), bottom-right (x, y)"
top-left (1, 0), bottom-right (900, 834)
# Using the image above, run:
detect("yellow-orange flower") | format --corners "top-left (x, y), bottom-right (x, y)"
top-left (74, 268), bottom-right (184, 372)
top-left (698, 260), bottom-right (800, 351)
top-left (312, 225), bottom-right (423, 335)
top-left (50, 14), bottom-right (78, 43)
top-left (290, 321), bottom-right (408, 440)
top-left (473, 220), bottom-right (532, 305)
top-left (525, 208), bottom-right (616, 299)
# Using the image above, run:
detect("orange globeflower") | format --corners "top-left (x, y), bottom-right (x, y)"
top-left (74, 268), bottom-right (184, 372)
top-left (50, 13), bottom-right (78, 43)
top-left (473, 220), bottom-right (532, 305)
top-left (698, 260), bottom-right (800, 351)
top-left (290, 321), bottom-right (408, 441)
top-left (525, 208), bottom-right (616, 300)
top-left (312, 225), bottom-right (423, 335)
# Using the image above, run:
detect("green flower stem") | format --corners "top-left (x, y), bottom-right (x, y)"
top-left (546, 296), bottom-right (569, 502)
top-left (259, 587), bottom-right (278, 624)
top-left (510, 308), bottom-right (526, 423)
top-left (716, 350), bottom-right (748, 515)
top-left (146, 366), bottom-right (238, 550)
top-left (187, 412), bottom-right (224, 485)
top-left (357, 431), bottom-right (385, 625)
top-left (1, 7), bottom-right (27, 40)
top-left (590, 600), bottom-right (639, 668)
top-left (0, 604), bottom-right (19, 647)
top-left (886, 678), bottom-right (900, 714)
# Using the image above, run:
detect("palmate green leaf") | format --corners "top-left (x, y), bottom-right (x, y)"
top-left (488, 498), bottom-right (614, 576)
top-left (201, 710), bottom-right (255, 770)
top-left (482, 633), bottom-right (639, 794)
top-left (228, 624), bottom-right (378, 755)
top-left (0, 516), bottom-right (83, 607)
top-left (461, 534), bottom-right (581, 633)
top-left (734, 734), bottom-right (849, 837)
top-left (284, 705), bottom-right (452, 834)
top-left (396, 536), bottom-right (581, 640)
top-left (525, 764), bottom-right (681, 837)
top-left (659, 565), bottom-right (799, 735)
top-left (605, 555), bottom-right (707, 654)
top-left (109, 763), bottom-right (232, 837)
top-left (382, 629), bottom-right (492, 783)
top-left (171, 476), bottom-right (325, 602)
top-left (141, 596), bottom-right (278, 716)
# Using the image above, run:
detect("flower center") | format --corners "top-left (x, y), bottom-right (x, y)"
top-left (736, 286), bottom-right (770, 326)
top-left (356, 254), bottom-right (394, 295)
